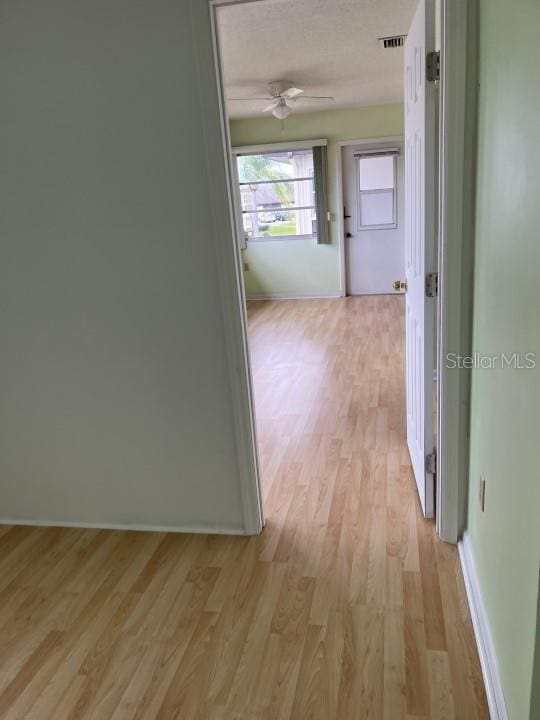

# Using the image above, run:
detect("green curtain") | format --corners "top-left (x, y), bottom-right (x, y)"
top-left (313, 145), bottom-right (330, 244)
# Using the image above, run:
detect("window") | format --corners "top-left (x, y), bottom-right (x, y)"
top-left (233, 144), bottom-right (328, 243)
top-left (356, 152), bottom-right (397, 230)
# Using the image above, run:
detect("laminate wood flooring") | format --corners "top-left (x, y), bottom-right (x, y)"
top-left (0, 296), bottom-right (488, 719)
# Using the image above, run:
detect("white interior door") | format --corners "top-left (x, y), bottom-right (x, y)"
top-left (404, 0), bottom-right (437, 518)
top-left (343, 144), bottom-right (405, 295)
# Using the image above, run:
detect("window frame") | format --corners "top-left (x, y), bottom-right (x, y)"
top-left (231, 140), bottom-right (327, 244)
top-left (356, 152), bottom-right (398, 231)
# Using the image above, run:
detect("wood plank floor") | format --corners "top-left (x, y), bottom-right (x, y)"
top-left (0, 296), bottom-right (488, 719)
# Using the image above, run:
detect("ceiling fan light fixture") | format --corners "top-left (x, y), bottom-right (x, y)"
top-left (272, 99), bottom-right (291, 120)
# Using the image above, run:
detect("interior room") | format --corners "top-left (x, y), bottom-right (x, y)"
top-left (220, 0), bottom-right (408, 300)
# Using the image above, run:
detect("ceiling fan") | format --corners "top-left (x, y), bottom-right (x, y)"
top-left (228, 81), bottom-right (334, 119)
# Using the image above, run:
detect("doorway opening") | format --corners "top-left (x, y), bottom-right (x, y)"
top-left (211, 0), bottom-right (469, 544)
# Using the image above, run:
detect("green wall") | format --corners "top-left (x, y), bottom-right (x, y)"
top-left (531, 575), bottom-right (540, 718)
top-left (467, 1), bottom-right (540, 718)
top-left (229, 104), bottom-right (403, 296)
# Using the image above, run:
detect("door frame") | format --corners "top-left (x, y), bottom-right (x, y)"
top-left (208, 0), bottom-right (475, 543)
top-left (437, 0), bottom-right (477, 542)
top-left (336, 136), bottom-right (404, 297)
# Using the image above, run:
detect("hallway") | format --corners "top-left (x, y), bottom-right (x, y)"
top-left (0, 297), bottom-right (488, 719)
top-left (247, 295), bottom-right (488, 719)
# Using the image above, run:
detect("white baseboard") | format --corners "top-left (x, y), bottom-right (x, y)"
top-left (246, 291), bottom-right (341, 301)
top-left (348, 290), bottom-right (402, 296)
top-left (458, 532), bottom-right (508, 720)
top-left (0, 517), bottom-right (248, 536)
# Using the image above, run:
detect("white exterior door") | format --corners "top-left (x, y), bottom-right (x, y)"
top-left (404, 0), bottom-right (437, 518)
top-left (343, 144), bottom-right (405, 295)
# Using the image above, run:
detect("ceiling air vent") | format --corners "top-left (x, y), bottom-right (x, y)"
top-left (378, 35), bottom-right (406, 49)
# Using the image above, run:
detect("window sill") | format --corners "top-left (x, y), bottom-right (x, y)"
top-left (247, 234), bottom-right (317, 243)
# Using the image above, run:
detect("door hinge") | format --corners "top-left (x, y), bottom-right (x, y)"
top-left (425, 272), bottom-right (438, 297)
top-left (426, 51), bottom-right (440, 82)
top-left (425, 452), bottom-right (437, 476)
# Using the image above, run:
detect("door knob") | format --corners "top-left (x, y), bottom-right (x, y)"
top-left (346, 232), bottom-right (353, 238)
top-left (393, 280), bottom-right (408, 292)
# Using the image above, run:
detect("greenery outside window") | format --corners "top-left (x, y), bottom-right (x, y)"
top-left (232, 142), bottom-right (329, 244)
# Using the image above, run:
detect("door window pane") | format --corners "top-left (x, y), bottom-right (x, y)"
top-left (359, 190), bottom-right (395, 226)
top-left (356, 153), bottom-right (397, 229)
top-left (359, 155), bottom-right (395, 190)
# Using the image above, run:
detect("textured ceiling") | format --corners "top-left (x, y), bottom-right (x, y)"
top-left (218, 0), bottom-right (417, 119)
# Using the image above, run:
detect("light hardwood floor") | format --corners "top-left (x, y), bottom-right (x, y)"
top-left (0, 296), bottom-right (488, 719)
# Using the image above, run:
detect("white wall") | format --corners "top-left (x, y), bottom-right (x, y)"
top-left (0, 0), bottom-right (254, 532)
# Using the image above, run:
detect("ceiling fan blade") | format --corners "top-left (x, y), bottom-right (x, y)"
top-left (282, 87), bottom-right (304, 99)
top-left (228, 97), bottom-right (273, 101)
top-left (294, 95), bottom-right (335, 100)
top-left (263, 100), bottom-right (280, 112)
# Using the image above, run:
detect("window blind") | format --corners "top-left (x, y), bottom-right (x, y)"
top-left (313, 145), bottom-right (330, 245)
top-left (353, 148), bottom-right (399, 158)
